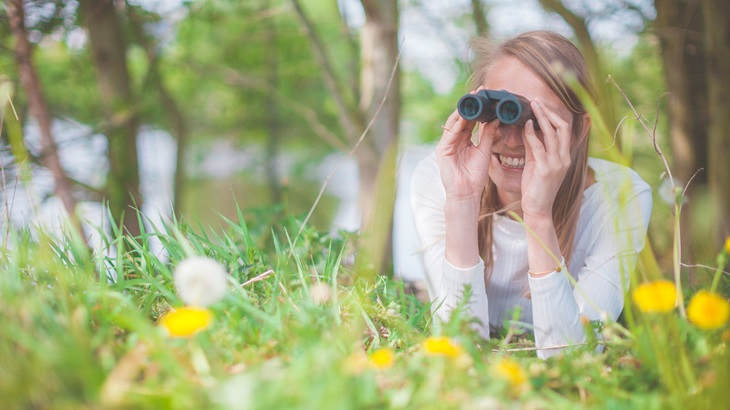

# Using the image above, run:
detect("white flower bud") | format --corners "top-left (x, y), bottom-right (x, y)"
top-left (173, 256), bottom-right (229, 306)
top-left (309, 282), bottom-right (332, 305)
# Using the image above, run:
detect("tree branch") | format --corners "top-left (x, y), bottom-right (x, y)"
top-left (199, 63), bottom-right (350, 152)
top-left (8, 0), bottom-right (83, 236)
top-left (288, 0), bottom-right (364, 142)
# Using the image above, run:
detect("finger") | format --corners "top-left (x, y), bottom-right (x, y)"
top-left (443, 109), bottom-right (461, 131)
top-left (546, 111), bottom-right (572, 160)
top-left (523, 119), bottom-right (546, 163)
top-left (439, 113), bottom-right (476, 152)
top-left (438, 110), bottom-right (463, 147)
top-left (530, 99), bottom-right (558, 156)
top-left (524, 121), bottom-right (535, 163)
top-left (476, 119), bottom-right (499, 159)
top-left (533, 99), bottom-right (571, 158)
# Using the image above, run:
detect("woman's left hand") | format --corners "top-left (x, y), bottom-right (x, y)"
top-left (520, 98), bottom-right (573, 220)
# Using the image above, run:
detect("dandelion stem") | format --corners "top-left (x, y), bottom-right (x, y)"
top-left (673, 206), bottom-right (686, 318)
top-left (710, 254), bottom-right (726, 294)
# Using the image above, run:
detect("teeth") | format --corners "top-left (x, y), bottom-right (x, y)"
top-left (499, 155), bottom-right (525, 168)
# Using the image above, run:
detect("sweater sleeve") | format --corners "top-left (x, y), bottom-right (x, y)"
top-left (410, 153), bottom-right (490, 339)
top-left (528, 177), bottom-right (653, 359)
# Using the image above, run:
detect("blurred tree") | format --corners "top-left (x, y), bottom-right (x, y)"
top-left (7, 0), bottom-right (81, 235)
top-left (289, 0), bottom-right (400, 276)
top-left (654, 0), bottom-right (709, 261)
top-left (169, 0), bottom-right (344, 193)
top-left (655, 0), bottom-right (730, 256)
top-left (471, 0), bottom-right (490, 36)
top-left (127, 4), bottom-right (190, 217)
top-left (262, 0), bottom-right (283, 205)
top-left (77, 0), bottom-right (142, 237)
top-left (700, 0), bottom-right (730, 244)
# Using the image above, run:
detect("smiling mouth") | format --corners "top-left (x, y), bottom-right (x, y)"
top-left (497, 154), bottom-right (525, 169)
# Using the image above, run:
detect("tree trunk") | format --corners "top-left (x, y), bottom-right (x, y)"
top-left (8, 0), bottom-right (82, 236)
top-left (654, 0), bottom-right (710, 262)
top-left (264, 1), bottom-right (282, 205)
top-left (701, 0), bottom-right (730, 242)
top-left (357, 0), bottom-right (400, 277)
top-left (290, 0), bottom-right (400, 276)
top-left (128, 6), bottom-right (189, 218)
top-left (78, 0), bottom-right (142, 237)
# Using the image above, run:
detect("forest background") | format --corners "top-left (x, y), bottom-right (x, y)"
top-left (2, 0), bottom-right (729, 271)
top-left (1, 0), bottom-right (730, 408)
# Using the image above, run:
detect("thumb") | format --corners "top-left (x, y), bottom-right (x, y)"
top-left (476, 120), bottom-right (498, 159)
top-left (524, 120), bottom-right (536, 163)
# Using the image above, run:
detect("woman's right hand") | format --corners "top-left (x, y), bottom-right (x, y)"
top-left (435, 107), bottom-right (499, 203)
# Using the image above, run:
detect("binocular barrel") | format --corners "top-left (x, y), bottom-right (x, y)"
top-left (457, 90), bottom-right (538, 129)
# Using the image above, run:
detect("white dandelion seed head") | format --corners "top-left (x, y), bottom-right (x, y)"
top-left (658, 178), bottom-right (686, 206)
top-left (309, 282), bottom-right (332, 305)
top-left (174, 256), bottom-right (229, 307)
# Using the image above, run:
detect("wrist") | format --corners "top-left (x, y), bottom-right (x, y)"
top-left (445, 192), bottom-right (483, 206)
top-left (522, 211), bottom-right (554, 227)
top-left (445, 194), bottom-right (483, 215)
top-left (444, 197), bottom-right (481, 269)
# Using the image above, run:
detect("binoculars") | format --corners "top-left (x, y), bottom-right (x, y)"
top-left (457, 89), bottom-right (539, 129)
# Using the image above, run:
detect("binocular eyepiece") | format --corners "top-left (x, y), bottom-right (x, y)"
top-left (457, 89), bottom-right (539, 130)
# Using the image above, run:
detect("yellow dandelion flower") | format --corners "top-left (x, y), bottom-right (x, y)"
top-left (159, 307), bottom-right (213, 337)
top-left (632, 280), bottom-right (676, 313)
top-left (687, 291), bottom-right (730, 330)
top-left (369, 348), bottom-right (395, 370)
top-left (494, 357), bottom-right (528, 394)
top-left (725, 237), bottom-right (730, 254)
top-left (421, 336), bottom-right (463, 358)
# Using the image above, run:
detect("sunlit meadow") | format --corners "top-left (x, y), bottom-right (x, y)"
top-left (1, 193), bottom-right (728, 409)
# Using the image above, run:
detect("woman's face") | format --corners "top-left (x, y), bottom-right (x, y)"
top-left (479, 56), bottom-right (575, 202)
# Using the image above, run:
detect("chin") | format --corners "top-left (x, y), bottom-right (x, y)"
top-left (500, 182), bottom-right (522, 196)
top-left (490, 170), bottom-right (522, 194)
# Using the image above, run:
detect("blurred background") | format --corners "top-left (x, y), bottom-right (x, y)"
top-left (1, 0), bottom-right (728, 284)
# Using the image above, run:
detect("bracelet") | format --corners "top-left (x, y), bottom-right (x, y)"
top-left (528, 258), bottom-right (565, 277)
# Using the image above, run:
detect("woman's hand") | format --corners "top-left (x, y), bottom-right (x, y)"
top-left (436, 101), bottom-right (498, 268)
top-left (435, 106), bottom-right (499, 203)
top-left (520, 98), bottom-right (573, 220)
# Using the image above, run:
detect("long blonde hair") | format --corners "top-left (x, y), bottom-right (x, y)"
top-left (471, 31), bottom-right (598, 273)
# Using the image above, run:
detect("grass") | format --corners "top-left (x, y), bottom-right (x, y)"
top-left (0, 198), bottom-right (728, 409)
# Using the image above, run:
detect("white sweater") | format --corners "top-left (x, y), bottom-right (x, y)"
top-left (410, 153), bottom-right (652, 358)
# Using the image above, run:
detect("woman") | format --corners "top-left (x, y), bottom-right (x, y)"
top-left (411, 31), bottom-right (652, 358)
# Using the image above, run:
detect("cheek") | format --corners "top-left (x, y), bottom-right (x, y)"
top-left (487, 156), bottom-right (500, 177)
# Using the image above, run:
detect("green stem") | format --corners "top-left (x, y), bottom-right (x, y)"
top-left (673, 204), bottom-right (686, 318)
top-left (710, 253), bottom-right (726, 294)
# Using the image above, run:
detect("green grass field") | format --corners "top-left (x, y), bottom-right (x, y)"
top-left (1, 199), bottom-right (728, 409)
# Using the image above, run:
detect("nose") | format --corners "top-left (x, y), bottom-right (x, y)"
top-left (499, 125), bottom-right (523, 148)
